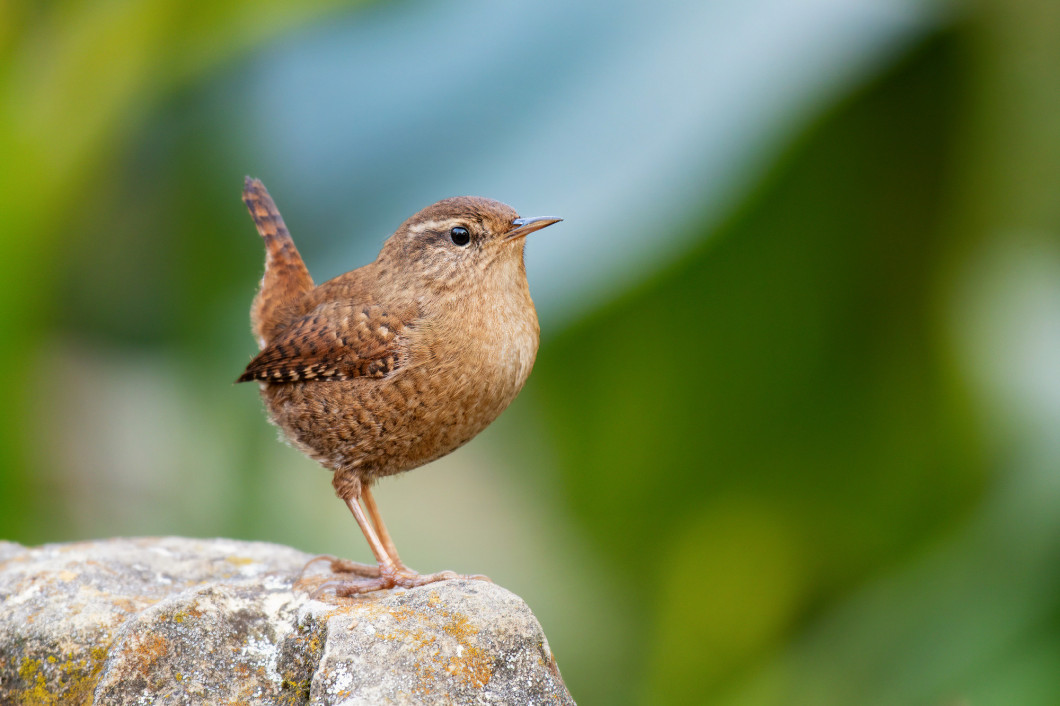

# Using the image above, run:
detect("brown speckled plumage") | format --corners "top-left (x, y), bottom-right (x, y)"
top-left (237, 177), bottom-right (560, 594)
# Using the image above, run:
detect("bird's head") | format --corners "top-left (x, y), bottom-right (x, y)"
top-left (378, 196), bottom-right (560, 292)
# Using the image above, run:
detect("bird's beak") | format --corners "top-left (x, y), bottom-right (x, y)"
top-left (505, 216), bottom-right (562, 241)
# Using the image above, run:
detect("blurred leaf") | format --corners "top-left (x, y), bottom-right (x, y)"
top-left (534, 30), bottom-right (987, 703)
top-left (650, 499), bottom-right (805, 701)
top-left (0, 0), bottom-right (366, 538)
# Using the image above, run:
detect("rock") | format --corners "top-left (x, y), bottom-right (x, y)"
top-left (0, 537), bottom-right (574, 705)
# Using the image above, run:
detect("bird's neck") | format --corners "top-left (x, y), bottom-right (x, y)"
top-left (423, 255), bottom-right (539, 378)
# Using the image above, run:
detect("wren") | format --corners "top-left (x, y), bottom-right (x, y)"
top-left (237, 177), bottom-right (560, 594)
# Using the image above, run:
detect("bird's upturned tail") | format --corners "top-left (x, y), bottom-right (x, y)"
top-left (243, 176), bottom-right (314, 347)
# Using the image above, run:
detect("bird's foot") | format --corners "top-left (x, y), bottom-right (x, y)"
top-left (301, 554), bottom-right (380, 578)
top-left (313, 566), bottom-right (491, 597)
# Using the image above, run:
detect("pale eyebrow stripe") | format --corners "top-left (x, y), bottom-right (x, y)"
top-left (408, 218), bottom-right (464, 235)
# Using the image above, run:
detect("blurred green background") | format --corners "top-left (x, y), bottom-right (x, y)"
top-left (3, 0), bottom-right (1059, 704)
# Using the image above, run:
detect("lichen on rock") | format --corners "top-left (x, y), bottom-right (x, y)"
top-left (0, 537), bottom-right (574, 705)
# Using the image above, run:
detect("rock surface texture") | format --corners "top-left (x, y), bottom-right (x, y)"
top-left (0, 537), bottom-right (574, 705)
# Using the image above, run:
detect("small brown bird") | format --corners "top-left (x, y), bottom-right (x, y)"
top-left (237, 177), bottom-right (560, 594)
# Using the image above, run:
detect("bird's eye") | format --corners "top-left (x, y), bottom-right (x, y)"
top-left (449, 226), bottom-right (470, 246)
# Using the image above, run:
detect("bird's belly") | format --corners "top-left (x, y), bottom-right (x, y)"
top-left (260, 321), bottom-right (537, 479)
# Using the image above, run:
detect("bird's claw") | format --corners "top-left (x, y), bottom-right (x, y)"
top-left (301, 554), bottom-right (380, 578)
top-left (310, 566), bottom-right (490, 597)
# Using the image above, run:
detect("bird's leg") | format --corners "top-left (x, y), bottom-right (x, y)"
top-left (346, 494), bottom-right (400, 574)
top-left (302, 475), bottom-right (381, 580)
top-left (308, 492), bottom-right (393, 598)
top-left (362, 486), bottom-right (408, 570)
top-left (318, 495), bottom-right (412, 596)
top-left (310, 489), bottom-right (489, 596)
top-left (308, 471), bottom-right (490, 596)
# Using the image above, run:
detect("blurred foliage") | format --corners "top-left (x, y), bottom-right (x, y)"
top-left (537, 33), bottom-right (983, 702)
top-left (2, 1), bottom-right (1059, 705)
top-left (531, 5), bottom-right (1060, 703)
top-left (0, 0), bottom-right (360, 537)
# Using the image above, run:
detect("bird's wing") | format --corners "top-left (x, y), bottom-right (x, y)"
top-left (237, 301), bottom-right (410, 383)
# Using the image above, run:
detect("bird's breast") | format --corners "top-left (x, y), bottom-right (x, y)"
top-left (414, 284), bottom-right (539, 416)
